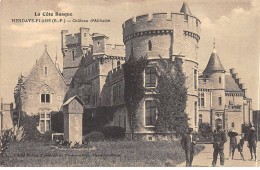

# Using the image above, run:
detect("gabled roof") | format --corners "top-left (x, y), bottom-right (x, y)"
top-left (62, 95), bottom-right (85, 106)
top-left (203, 48), bottom-right (225, 73)
top-left (24, 50), bottom-right (66, 85)
top-left (180, 2), bottom-right (192, 15)
top-left (225, 74), bottom-right (243, 92)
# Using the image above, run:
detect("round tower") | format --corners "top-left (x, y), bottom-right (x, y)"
top-left (122, 2), bottom-right (201, 131)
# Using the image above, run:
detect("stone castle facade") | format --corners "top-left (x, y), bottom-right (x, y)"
top-left (14, 2), bottom-right (252, 137)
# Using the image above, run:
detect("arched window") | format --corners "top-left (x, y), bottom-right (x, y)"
top-left (148, 40), bottom-right (152, 51)
top-left (41, 86), bottom-right (50, 103)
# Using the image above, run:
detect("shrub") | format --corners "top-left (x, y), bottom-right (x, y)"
top-left (199, 123), bottom-right (212, 138)
top-left (0, 129), bottom-right (13, 156)
top-left (99, 126), bottom-right (125, 140)
top-left (196, 123), bottom-right (213, 143)
top-left (83, 131), bottom-right (105, 142)
top-left (39, 131), bottom-right (52, 141)
top-left (19, 113), bottom-right (41, 141)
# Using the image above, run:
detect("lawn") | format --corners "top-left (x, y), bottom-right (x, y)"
top-left (0, 140), bottom-right (205, 167)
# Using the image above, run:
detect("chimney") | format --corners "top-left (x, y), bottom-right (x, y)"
top-left (232, 73), bottom-right (238, 79)
top-left (230, 68), bottom-right (235, 74)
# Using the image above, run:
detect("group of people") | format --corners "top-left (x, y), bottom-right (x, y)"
top-left (181, 122), bottom-right (258, 167)
top-left (228, 126), bottom-right (257, 161)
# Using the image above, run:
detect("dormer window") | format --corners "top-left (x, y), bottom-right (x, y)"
top-left (148, 40), bottom-right (152, 51)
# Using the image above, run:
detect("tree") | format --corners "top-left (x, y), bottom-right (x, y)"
top-left (155, 56), bottom-right (189, 137)
top-left (123, 56), bottom-right (148, 140)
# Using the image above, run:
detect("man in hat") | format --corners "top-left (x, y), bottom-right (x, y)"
top-left (248, 126), bottom-right (257, 161)
top-left (181, 128), bottom-right (197, 167)
top-left (212, 122), bottom-right (227, 167)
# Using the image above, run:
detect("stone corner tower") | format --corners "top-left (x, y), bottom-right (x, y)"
top-left (122, 2), bottom-right (201, 131)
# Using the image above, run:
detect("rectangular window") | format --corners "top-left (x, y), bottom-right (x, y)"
top-left (46, 94), bottom-right (50, 103)
top-left (199, 92), bottom-right (205, 107)
top-left (46, 120), bottom-right (50, 131)
top-left (145, 100), bottom-right (156, 126)
top-left (118, 84), bottom-right (121, 99)
top-left (194, 69), bottom-right (197, 90)
top-left (72, 51), bottom-right (75, 61)
top-left (41, 114), bottom-right (45, 118)
top-left (145, 67), bottom-right (156, 87)
top-left (194, 102), bottom-right (197, 126)
top-left (41, 94), bottom-right (45, 103)
top-left (113, 85), bottom-right (118, 103)
top-left (40, 120), bottom-right (45, 132)
top-left (199, 114), bottom-right (202, 124)
top-left (218, 97), bottom-right (222, 105)
top-left (231, 122), bottom-right (235, 128)
top-left (45, 67), bottom-right (47, 75)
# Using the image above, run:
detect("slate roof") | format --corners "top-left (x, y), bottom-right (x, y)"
top-left (203, 48), bottom-right (225, 73)
top-left (225, 74), bottom-right (242, 92)
top-left (180, 2), bottom-right (192, 15)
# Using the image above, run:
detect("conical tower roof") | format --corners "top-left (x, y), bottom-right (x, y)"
top-left (203, 48), bottom-right (225, 73)
top-left (180, 2), bottom-right (192, 15)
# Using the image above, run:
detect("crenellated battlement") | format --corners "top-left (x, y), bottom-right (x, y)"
top-left (65, 33), bottom-right (81, 46)
top-left (123, 12), bottom-right (201, 43)
top-left (61, 27), bottom-right (92, 48)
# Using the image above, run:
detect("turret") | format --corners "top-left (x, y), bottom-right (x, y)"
top-left (203, 40), bottom-right (226, 110)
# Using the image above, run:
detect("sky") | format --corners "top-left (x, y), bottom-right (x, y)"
top-left (0, 0), bottom-right (259, 109)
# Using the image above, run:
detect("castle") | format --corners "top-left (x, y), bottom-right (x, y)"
top-left (13, 2), bottom-right (252, 138)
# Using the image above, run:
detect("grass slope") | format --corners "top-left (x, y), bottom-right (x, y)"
top-left (1, 140), bottom-right (204, 167)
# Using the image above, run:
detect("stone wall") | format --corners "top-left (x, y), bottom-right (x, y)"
top-left (20, 52), bottom-right (67, 115)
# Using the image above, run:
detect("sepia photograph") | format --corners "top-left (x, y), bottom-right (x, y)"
top-left (0, 0), bottom-right (259, 167)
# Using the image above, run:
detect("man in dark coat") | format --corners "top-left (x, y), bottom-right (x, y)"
top-left (237, 133), bottom-right (245, 161)
top-left (248, 126), bottom-right (257, 161)
top-left (181, 128), bottom-right (197, 167)
top-left (212, 122), bottom-right (227, 167)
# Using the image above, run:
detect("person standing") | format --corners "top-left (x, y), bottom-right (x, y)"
top-left (212, 122), bottom-right (227, 167)
top-left (237, 133), bottom-right (245, 161)
top-left (228, 129), bottom-right (238, 160)
top-left (247, 126), bottom-right (257, 161)
top-left (181, 128), bottom-right (197, 167)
